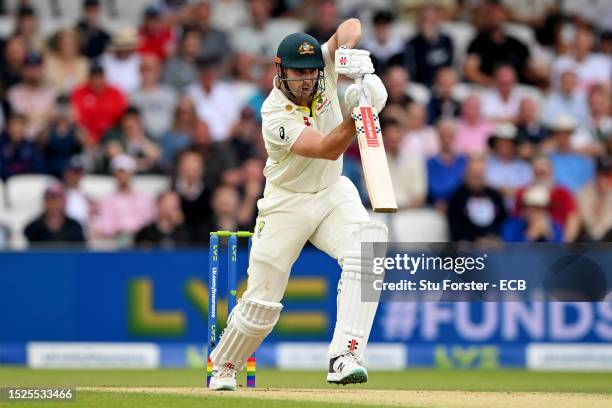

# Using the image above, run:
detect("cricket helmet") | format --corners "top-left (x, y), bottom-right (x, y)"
top-left (275, 33), bottom-right (324, 69)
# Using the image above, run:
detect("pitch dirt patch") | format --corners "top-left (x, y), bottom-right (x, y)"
top-left (81, 387), bottom-right (612, 408)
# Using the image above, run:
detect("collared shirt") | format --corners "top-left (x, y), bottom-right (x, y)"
top-left (260, 43), bottom-right (343, 192)
top-left (92, 189), bottom-right (155, 237)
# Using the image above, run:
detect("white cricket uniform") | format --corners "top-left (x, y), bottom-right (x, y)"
top-left (243, 42), bottom-right (370, 303)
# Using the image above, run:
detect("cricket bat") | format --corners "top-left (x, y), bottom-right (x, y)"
top-left (352, 78), bottom-right (397, 213)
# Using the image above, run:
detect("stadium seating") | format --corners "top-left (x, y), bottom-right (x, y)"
top-left (132, 175), bottom-right (171, 199)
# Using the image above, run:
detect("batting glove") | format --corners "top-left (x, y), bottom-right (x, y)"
top-left (335, 47), bottom-right (375, 79)
top-left (343, 74), bottom-right (388, 111)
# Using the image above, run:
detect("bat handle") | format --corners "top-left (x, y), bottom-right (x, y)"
top-left (354, 76), bottom-right (368, 107)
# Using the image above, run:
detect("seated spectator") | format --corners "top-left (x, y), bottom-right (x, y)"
top-left (464, 2), bottom-right (531, 86)
top-left (135, 191), bottom-right (190, 248)
top-left (305, 0), bottom-right (338, 44)
top-left (42, 96), bottom-right (83, 178)
top-left (76, 0), bottom-right (110, 59)
top-left (173, 149), bottom-right (213, 243)
top-left (455, 94), bottom-right (494, 155)
top-left (361, 10), bottom-right (403, 73)
top-left (231, 0), bottom-right (277, 61)
top-left (228, 107), bottom-right (262, 163)
top-left (515, 155), bottom-right (580, 242)
top-left (44, 28), bottom-right (89, 95)
top-left (130, 54), bottom-right (177, 139)
top-left (481, 65), bottom-right (527, 123)
top-left (426, 67), bottom-right (460, 125)
top-left (71, 63), bottom-right (127, 145)
top-left (63, 156), bottom-right (94, 230)
top-left (585, 85), bottom-right (612, 146)
top-left (102, 107), bottom-right (161, 174)
top-left (485, 123), bottom-right (533, 206)
top-left (502, 184), bottom-right (563, 242)
top-left (138, 5), bottom-right (175, 61)
top-left (447, 157), bottom-right (507, 242)
top-left (12, 5), bottom-right (44, 53)
top-left (160, 97), bottom-right (197, 170)
top-left (246, 63), bottom-right (276, 123)
top-left (162, 29), bottom-right (201, 92)
top-left (91, 155), bottom-right (156, 242)
top-left (8, 53), bottom-right (57, 140)
top-left (184, 1), bottom-right (232, 64)
top-left (548, 116), bottom-right (595, 194)
top-left (542, 70), bottom-right (589, 128)
top-left (0, 35), bottom-right (27, 89)
top-left (427, 119), bottom-right (467, 212)
top-left (401, 103), bottom-right (439, 159)
top-left (577, 156), bottom-right (612, 241)
top-left (24, 183), bottom-right (85, 246)
top-left (0, 113), bottom-right (45, 180)
top-left (211, 184), bottom-right (250, 233)
top-left (186, 58), bottom-right (241, 141)
top-left (516, 98), bottom-right (549, 159)
top-left (406, 6), bottom-right (454, 87)
top-left (383, 66), bottom-right (414, 109)
top-left (101, 28), bottom-right (142, 94)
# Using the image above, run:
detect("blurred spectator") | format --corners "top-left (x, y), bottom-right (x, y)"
top-left (601, 31), bottom-right (612, 55)
top-left (0, 113), bottom-right (45, 180)
top-left (130, 54), bottom-right (177, 139)
top-left (548, 116), bottom-right (595, 194)
top-left (246, 63), bottom-right (276, 123)
top-left (381, 117), bottom-right (426, 209)
top-left (427, 119), bottom-right (467, 212)
top-left (306, 0), bottom-right (338, 44)
top-left (464, 2), bottom-right (530, 86)
top-left (232, 0), bottom-right (276, 59)
top-left (42, 96), bottom-right (83, 178)
top-left (0, 35), bottom-right (27, 88)
top-left (0, 223), bottom-right (10, 249)
top-left (185, 1), bottom-right (232, 63)
top-left (13, 5), bottom-right (44, 53)
top-left (481, 65), bottom-right (527, 123)
top-left (211, 0), bottom-right (250, 34)
top-left (162, 29), bottom-right (200, 92)
top-left (447, 157), bottom-right (507, 242)
top-left (24, 183), bottom-right (85, 245)
top-left (502, 184), bottom-right (563, 242)
top-left (160, 97), bottom-right (197, 170)
top-left (71, 63), bottom-right (127, 145)
top-left (383, 66), bottom-right (414, 109)
top-left (562, 0), bottom-right (612, 32)
top-left (515, 156), bottom-right (580, 242)
top-left (0, 83), bottom-right (11, 137)
top-left (426, 67), bottom-right (460, 125)
top-left (361, 10), bottom-right (403, 73)
top-left (138, 5), bottom-right (175, 61)
top-left (454, 94), bottom-right (494, 155)
top-left (235, 158), bottom-right (265, 228)
top-left (8, 52), bottom-right (56, 139)
top-left (211, 184), bottom-right (248, 232)
top-left (397, 0), bottom-right (456, 22)
top-left (578, 156), bottom-right (612, 241)
top-left (101, 107), bottom-right (161, 174)
top-left (406, 6), bottom-right (454, 87)
top-left (101, 28), bottom-right (142, 94)
top-left (501, 0), bottom-right (555, 28)
top-left (516, 97), bottom-right (548, 159)
top-left (134, 190), bottom-right (190, 248)
top-left (585, 85), bottom-right (612, 146)
top-left (44, 28), bottom-right (89, 95)
top-left (76, 0), bottom-right (110, 59)
top-left (551, 26), bottom-right (611, 91)
top-left (229, 107), bottom-right (261, 162)
top-left (173, 149), bottom-right (213, 243)
top-left (542, 70), bottom-right (589, 128)
top-left (63, 156), bottom-right (93, 229)
top-left (186, 58), bottom-right (241, 141)
top-left (485, 123), bottom-right (533, 205)
top-left (91, 155), bottom-right (155, 241)
top-left (401, 103), bottom-right (439, 159)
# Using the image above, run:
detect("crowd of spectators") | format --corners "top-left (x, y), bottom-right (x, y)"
top-left (0, 0), bottom-right (609, 248)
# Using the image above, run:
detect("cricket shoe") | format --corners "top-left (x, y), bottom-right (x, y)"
top-left (326, 352), bottom-right (368, 385)
top-left (209, 364), bottom-right (237, 391)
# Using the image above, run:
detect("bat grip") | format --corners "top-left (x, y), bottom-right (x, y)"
top-left (355, 77), bottom-right (368, 107)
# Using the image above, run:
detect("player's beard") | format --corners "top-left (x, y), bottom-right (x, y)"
top-left (278, 70), bottom-right (325, 107)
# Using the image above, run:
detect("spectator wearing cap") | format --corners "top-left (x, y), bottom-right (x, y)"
top-left (515, 97), bottom-right (549, 159)
top-left (454, 94), bottom-right (494, 156)
top-left (135, 191), bottom-right (190, 248)
top-left (42, 96), bottom-right (83, 178)
top-left (426, 67), bottom-right (460, 125)
top-left (159, 97), bottom-right (197, 170)
top-left (447, 157), bottom-right (507, 242)
top-left (162, 29), bottom-right (201, 92)
top-left (186, 58), bottom-right (241, 141)
top-left (0, 113), bottom-right (45, 180)
top-left (485, 123), bottom-right (533, 206)
top-left (44, 27), bottom-right (89, 95)
top-left (405, 6), bottom-right (454, 87)
top-left (501, 184), bottom-right (563, 243)
top-left (63, 156), bottom-right (94, 229)
top-left (401, 103), bottom-right (439, 159)
top-left (361, 10), bottom-right (403, 74)
top-left (427, 118), bottom-right (467, 212)
top-left (91, 155), bottom-right (155, 242)
top-left (481, 65), bottom-right (528, 123)
top-left (548, 116), bottom-right (595, 194)
top-left (76, 0), bottom-right (110, 59)
top-left (184, 1), bottom-right (232, 64)
top-left (101, 28), bottom-right (142, 94)
top-left (24, 183), bottom-right (85, 246)
top-left (71, 63), bottom-right (127, 145)
top-left (8, 52), bottom-right (57, 140)
top-left (101, 107), bottom-right (161, 174)
top-left (578, 156), bottom-right (612, 241)
top-left (138, 5), bottom-right (176, 61)
top-left (130, 54), bottom-right (177, 139)
top-left (0, 35), bottom-right (27, 88)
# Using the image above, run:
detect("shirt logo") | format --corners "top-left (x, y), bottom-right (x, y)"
top-left (279, 127), bottom-right (285, 140)
top-left (299, 42), bottom-right (315, 55)
top-left (303, 117), bottom-right (311, 126)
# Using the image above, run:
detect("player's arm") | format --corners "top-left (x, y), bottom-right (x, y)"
top-left (326, 18), bottom-right (362, 60)
top-left (291, 117), bottom-right (356, 161)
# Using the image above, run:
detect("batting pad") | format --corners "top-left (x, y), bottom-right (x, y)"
top-left (211, 299), bottom-right (283, 370)
top-left (329, 222), bottom-right (388, 362)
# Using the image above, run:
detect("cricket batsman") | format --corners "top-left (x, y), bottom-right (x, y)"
top-left (209, 18), bottom-right (389, 390)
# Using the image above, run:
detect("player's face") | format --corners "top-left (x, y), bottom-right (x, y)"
top-left (284, 68), bottom-right (319, 103)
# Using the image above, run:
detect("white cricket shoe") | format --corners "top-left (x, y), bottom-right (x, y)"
top-left (326, 352), bottom-right (368, 385)
top-left (209, 365), bottom-right (237, 391)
